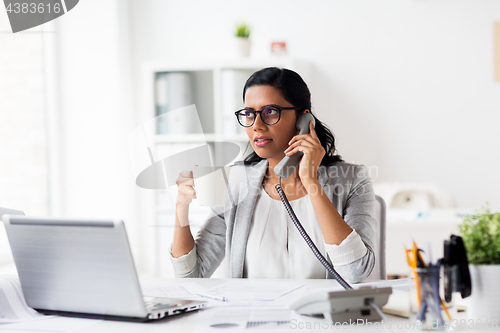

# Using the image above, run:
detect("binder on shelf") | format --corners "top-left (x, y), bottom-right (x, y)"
top-left (155, 72), bottom-right (197, 135)
top-left (155, 73), bottom-right (168, 135)
top-left (221, 69), bottom-right (251, 136)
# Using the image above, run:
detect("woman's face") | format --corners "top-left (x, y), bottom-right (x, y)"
top-left (243, 85), bottom-right (300, 162)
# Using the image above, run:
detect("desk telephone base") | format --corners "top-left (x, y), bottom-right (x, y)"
top-left (290, 287), bottom-right (392, 323)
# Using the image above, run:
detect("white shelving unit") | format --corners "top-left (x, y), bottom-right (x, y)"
top-left (136, 58), bottom-right (310, 277)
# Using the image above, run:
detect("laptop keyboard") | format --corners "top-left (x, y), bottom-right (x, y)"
top-left (143, 297), bottom-right (206, 319)
top-left (144, 298), bottom-right (176, 311)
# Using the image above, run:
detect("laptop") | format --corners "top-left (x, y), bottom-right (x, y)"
top-left (0, 207), bottom-right (25, 217)
top-left (2, 215), bottom-right (206, 322)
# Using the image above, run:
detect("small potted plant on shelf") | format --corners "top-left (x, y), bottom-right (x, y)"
top-left (459, 205), bottom-right (500, 321)
top-left (234, 22), bottom-right (251, 57)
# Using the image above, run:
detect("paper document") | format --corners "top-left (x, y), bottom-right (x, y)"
top-left (357, 279), bottom-right (411, 318)
top-left (317, 278), bottom-right (410, 294)
top-left (0, 275), bottom-right (45, 323)
top-left (142, 281), bottom-right (307, 308)
top-left (381, 293), bottom-right (410, 318)
top-left (208, 285), bottom-right (309, 308)
top-left (207, 281), bottom-right (305, 301)
top-left (141, 282), bottom-right (209, 299)
top-left (355, 278), bottom-right (410, 294)
top-left (195, 308), bottom-right (300, 333)
top-left (0, 275), bottom-right (101, 332)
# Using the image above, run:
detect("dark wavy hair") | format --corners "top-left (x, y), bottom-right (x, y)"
top-left (240, 67), bottom-right (343, 166)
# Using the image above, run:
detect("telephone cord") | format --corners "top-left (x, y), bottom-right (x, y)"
top-left (275, 182), bottom-right (352, 290)
top-left (369, 300), bottom-right (396, 333)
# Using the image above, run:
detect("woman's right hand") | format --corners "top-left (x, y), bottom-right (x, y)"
top-left (175, 170), bottom-right (196, 206)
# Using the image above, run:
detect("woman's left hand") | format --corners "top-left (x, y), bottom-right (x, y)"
top-left (284, 120), bottom-right (325, 186)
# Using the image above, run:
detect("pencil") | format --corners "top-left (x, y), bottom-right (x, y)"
top-left (410, 241), bottom-right (452, 321)
top-left (404, 246), bottom-right (421, 307)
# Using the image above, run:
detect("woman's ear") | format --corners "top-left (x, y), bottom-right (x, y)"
top-left (303, 109), bottom-right (311, 114)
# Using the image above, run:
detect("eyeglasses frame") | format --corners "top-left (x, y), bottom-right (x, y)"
top-left (234, 105), bottom-right (306, 127)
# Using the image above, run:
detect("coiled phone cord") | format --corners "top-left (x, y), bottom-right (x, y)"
top-left (275, 181), bottom-right (353, 290)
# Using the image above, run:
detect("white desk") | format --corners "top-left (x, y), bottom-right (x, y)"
top-left (74, 278), bottom-right (495, 333)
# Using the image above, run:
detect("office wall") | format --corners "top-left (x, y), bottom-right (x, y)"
top-left (0, 14), bottom-right (47, 215)
top-left (0, 12), bottom-right (47, 273)
top-left (130, 0), bottom-right (500, 208)
top-left (50, 0), bottom-right (499, 276)
top-left (53, 1), bottom-right (147, 271)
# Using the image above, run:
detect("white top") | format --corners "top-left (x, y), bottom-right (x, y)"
top-left (243, 188), bottom-right (367, 279)
top-left (170, 188), bottom-right (368, 277)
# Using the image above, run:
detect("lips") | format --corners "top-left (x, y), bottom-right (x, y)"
top-left (254, 136), bottom-right (272, 147)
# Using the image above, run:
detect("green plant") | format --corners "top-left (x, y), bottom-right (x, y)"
top-left (459, 205), bottom-right (500, 265)
top-left (235, 23), bottom-right (250, 38)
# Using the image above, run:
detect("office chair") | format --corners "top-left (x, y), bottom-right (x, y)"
top-left (373, 182), bottom-right (455, 209)
top-left (364, 195), bottom-right (387, 281)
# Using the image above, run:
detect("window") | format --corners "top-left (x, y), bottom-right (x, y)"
top-left (0, 16), bottom-right (48, 271)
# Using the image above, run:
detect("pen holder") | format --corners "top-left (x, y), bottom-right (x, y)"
top-left (414, 265), bottom-right (449, 331)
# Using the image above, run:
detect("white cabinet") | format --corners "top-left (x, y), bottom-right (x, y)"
top-left (385, 209), bottom-right (473, 277)
top-left (136, 58), bottom-right (310, 277)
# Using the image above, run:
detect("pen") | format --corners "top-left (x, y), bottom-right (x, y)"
top-left (430, 263), bottom-right (445, 326)
top-left (195, 292), bottom-right (227, 302)
top-left (409, 241), bottom-right (452, 321)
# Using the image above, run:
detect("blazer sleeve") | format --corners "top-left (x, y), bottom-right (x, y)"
top-left (327, 164), bottom-right (377, 283)
top-left (169, 205), bottom-right (226, 278)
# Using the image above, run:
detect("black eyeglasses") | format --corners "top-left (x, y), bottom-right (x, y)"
top-left (235, 105), bottom-right (305, 127)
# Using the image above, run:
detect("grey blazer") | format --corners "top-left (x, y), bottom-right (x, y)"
top-left (178, 159), bottom-right (376, 283)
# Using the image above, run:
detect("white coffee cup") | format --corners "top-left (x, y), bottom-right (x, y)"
top-left (192, 166), bottom-right (231, 206)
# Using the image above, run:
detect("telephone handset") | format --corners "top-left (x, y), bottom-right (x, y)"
top-left (272, 113), bottom-right (392, 321)
top-left (274, 113), bottom-right (316, 180)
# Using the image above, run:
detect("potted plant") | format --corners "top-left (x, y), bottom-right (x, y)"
top-left (234, 23), bottom-right (251, 57)
top-left (459, 206), bottom-right (500, 321)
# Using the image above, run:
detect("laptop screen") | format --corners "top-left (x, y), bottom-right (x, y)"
top-left (3, 216), bottom-right (148, 318)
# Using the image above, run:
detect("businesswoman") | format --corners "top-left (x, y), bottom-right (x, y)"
top-left (169, 67), bottom-right (376, 283)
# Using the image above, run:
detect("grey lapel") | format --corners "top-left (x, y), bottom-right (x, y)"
top-left (230, 159), bottom-right (268, 278)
